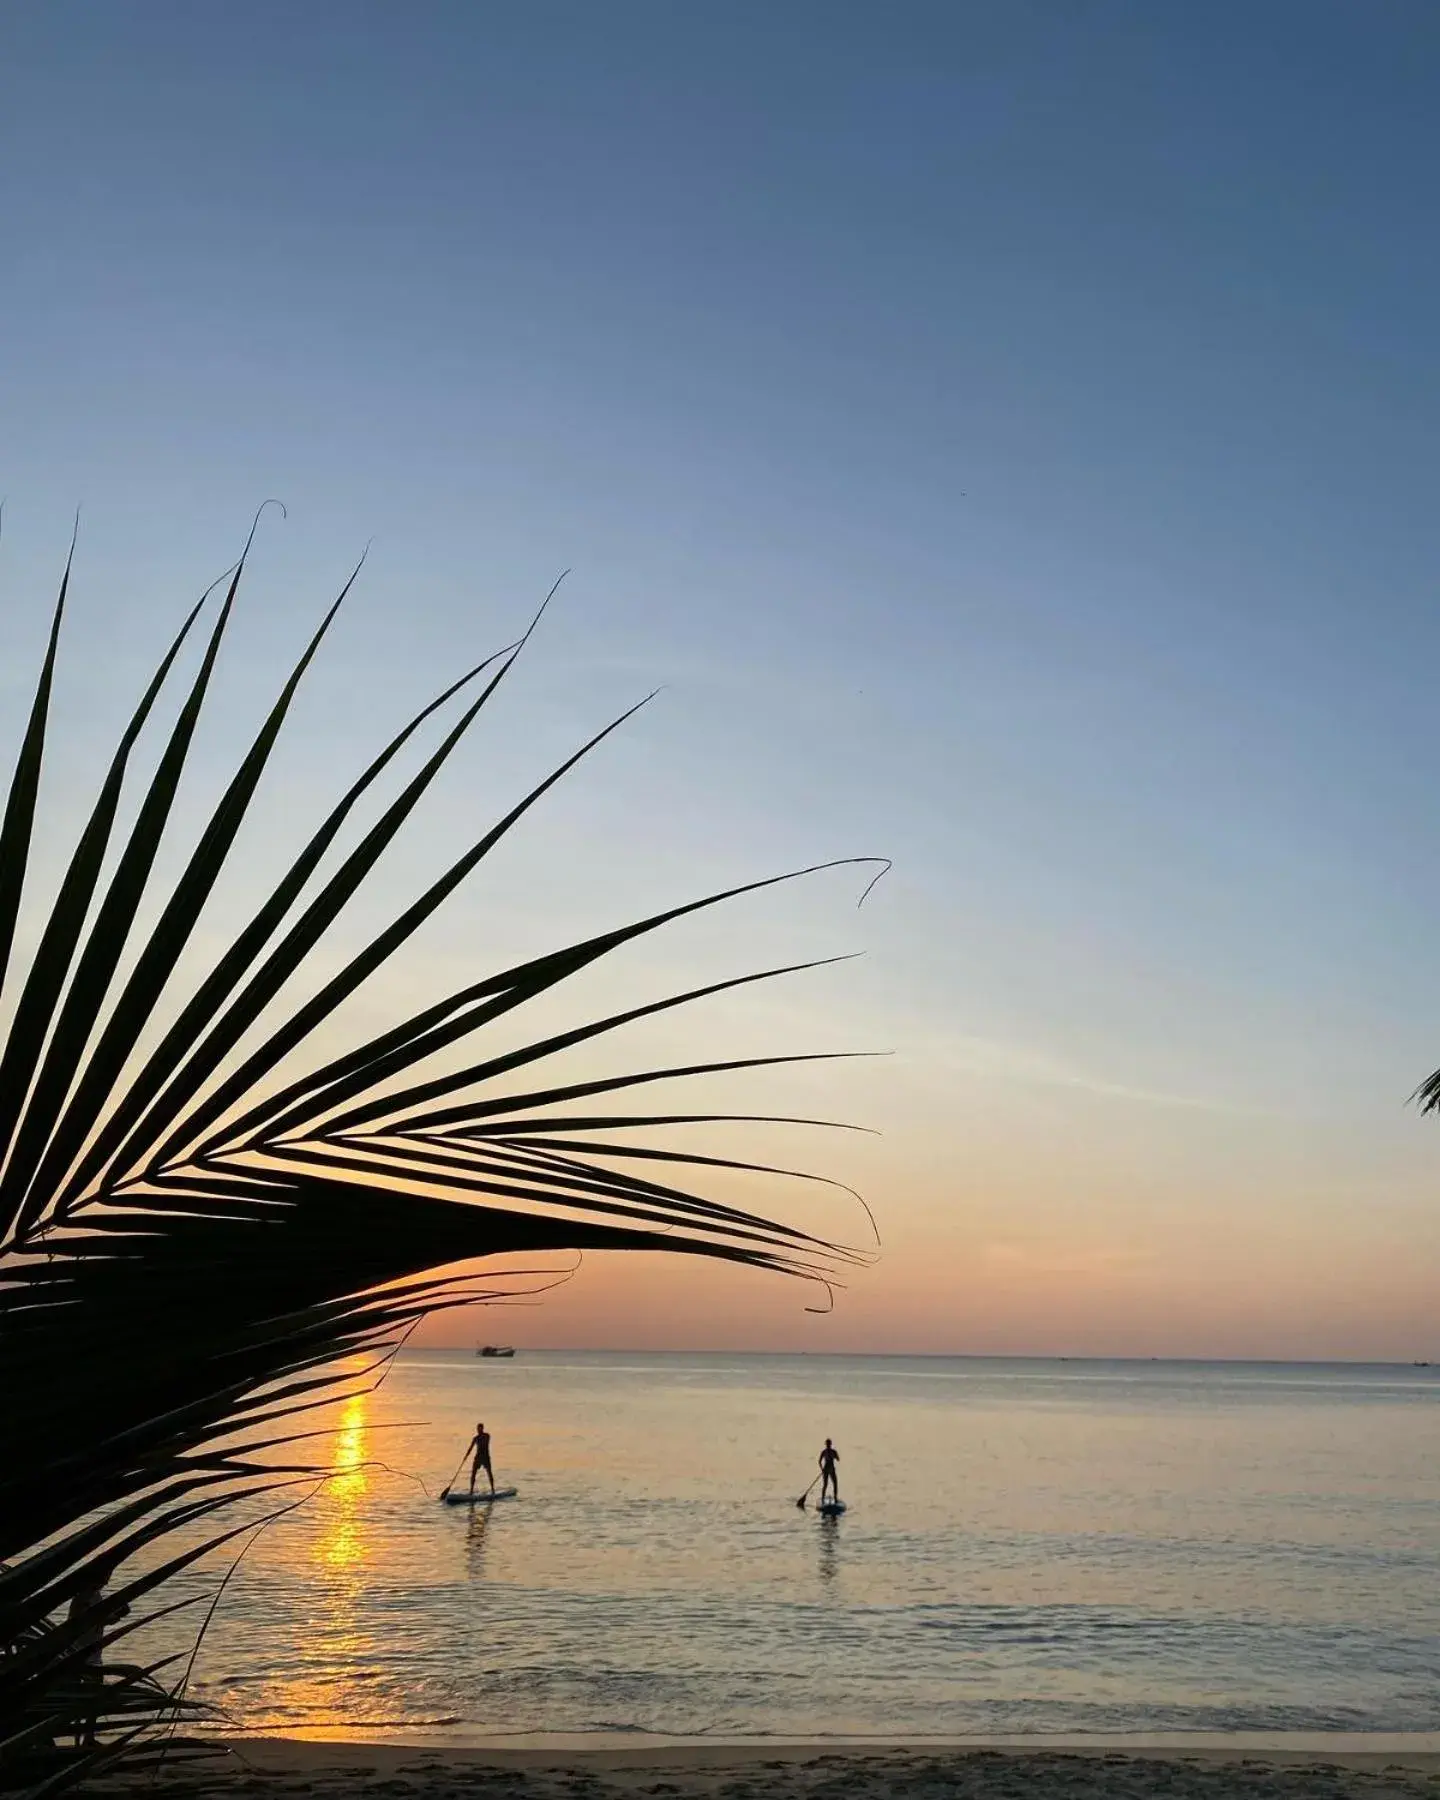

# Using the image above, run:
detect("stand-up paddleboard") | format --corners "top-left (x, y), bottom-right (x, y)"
top-left (817, 1500), bottom-right (847, 1517)
top-left (443, 1487), bottom-right (518, 1506)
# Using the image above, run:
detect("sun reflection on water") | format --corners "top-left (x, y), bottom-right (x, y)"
top-left (316, 1392), bottom-right (370, 1571)
top-left (255, 1391), bottom-right (380, 1728)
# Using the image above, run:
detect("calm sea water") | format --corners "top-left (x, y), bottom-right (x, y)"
top-left (178, 1351), bottom-right (1440, 1740)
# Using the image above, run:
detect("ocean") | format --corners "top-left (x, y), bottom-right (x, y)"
top-left (181, 1351), bottom-right (1440, 1741)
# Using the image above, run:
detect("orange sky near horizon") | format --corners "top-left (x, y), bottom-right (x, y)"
top-left (409, 1038), bottom-right (1440, 1364)
top-left (413, 1208), bottom-right (1440, 1364)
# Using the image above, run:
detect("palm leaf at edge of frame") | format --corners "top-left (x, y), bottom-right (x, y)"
top-left (0, 532), bottom-right (883, 1786)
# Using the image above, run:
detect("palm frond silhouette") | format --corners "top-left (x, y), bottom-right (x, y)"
top-left (0, 522), bottom-right (877, 1790)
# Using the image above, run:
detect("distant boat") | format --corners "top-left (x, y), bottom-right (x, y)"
top-left (478, 1345), bottom-right (516, 1358)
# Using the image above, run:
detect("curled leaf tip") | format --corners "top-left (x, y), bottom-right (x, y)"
top-left (857, 859), bottom-right (892, 908)
top-left (803, 1277), bottom-right (837, 1315)
top-left (235, 499), bottom-right (289, 568)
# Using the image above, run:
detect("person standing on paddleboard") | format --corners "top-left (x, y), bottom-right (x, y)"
top-left (465, 1421), bottom-right (496, 1497)
top-left (818, 1438), bottom-right (840, 1505)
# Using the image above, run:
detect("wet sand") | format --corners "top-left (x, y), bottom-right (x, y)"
top-left (91, 1738), bottom-right (1440, 1800)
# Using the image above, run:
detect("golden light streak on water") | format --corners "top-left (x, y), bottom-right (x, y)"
top-left (316, 1392), bottom-right (370, 1571)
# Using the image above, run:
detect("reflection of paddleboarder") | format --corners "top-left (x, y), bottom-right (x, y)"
top-left (818, 1438), bottom-right (840, 1505)
top-left (465, 1421), bottom-right (495, 1497)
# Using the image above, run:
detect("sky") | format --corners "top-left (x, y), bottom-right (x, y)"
top-left (3, 1), bottom-right (1440, 1358)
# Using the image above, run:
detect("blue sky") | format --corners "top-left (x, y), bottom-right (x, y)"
top-left (3, 2), bottom-right (1440, 1354)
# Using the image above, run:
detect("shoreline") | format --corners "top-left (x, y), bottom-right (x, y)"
top-left (94, 1733), bottom-right (1440, 1799)
top-left (213, 1732), bottom-right (1440, 1768)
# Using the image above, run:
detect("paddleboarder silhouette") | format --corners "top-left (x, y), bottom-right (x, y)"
top-left (465, 1421), bottom-right (496, 1497)
top-left (818, 1437), bottom-right (840, 1505)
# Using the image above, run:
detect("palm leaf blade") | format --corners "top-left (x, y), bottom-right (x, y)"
top-left (0, 593), bottom-right (208, 1234)
top-left (0, 548), bottom-right (70, 1016)
top-left (1, 563), bottom-right (246, 1239)
top-left (68, 646), bottom-right (512, 1205)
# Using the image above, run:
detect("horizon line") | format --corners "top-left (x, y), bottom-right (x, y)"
top-left (405, 1346), bottom-right (1440, 1369)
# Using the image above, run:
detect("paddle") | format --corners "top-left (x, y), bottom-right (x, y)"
top-left (796, 1473), bottom-right (820, 1510)
top-left (438, 1447), bottom-right (472, 1503)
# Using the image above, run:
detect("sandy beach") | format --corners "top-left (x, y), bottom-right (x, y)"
top-left (91, 1739), bottom-right (1440, 1800)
